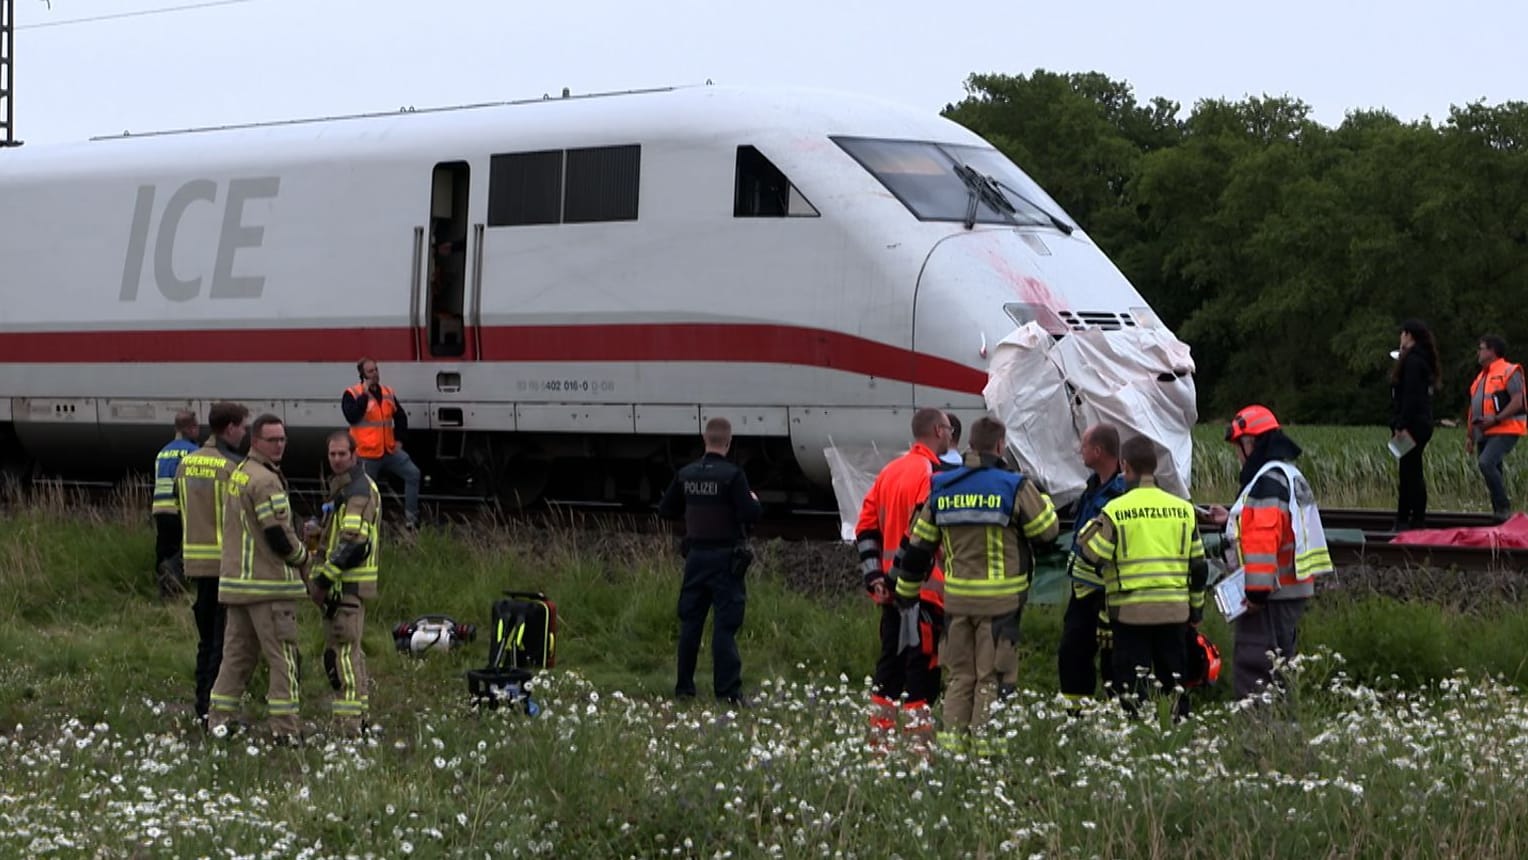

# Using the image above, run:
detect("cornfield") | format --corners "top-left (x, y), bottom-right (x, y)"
top-left (1190, 424), bottom-right (1525, 512)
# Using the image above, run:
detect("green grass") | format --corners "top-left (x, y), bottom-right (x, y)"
top-left (4, 457), bottom-right (1528, 857)
top-left (1191, 423), bottom-right (1525, 510)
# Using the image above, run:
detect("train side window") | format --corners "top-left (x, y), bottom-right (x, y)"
top-left (735, 146), bottom-right (818, 218)
top-left (427, 161), bottom-right (470, 357)
top-left (488, 150), bottom-right (563, 227)
top-left (564, 144), bottom-right (640, 223)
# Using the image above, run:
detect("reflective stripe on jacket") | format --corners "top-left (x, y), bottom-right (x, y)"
top-left (220, 452), bottom-right (307, 604)
top-left (892, 453), bottom-right (1059, 615)
top-left (1077, 479), bottom-right (1207, 624)
top-left (1470, 358), bottom-right (1527, 437)
top-left (174, 440), bottom-right (243, 578)
top-left (152, 438), bottom-right (198, 515)
top-left (1067, 470), bottom-right (1126, 595)
top-left (854, 442), bottom-right (948, 607)
top-left (1226, 461), bottom-right (1332, 599)
top-left (345, 383), bottom-right (399, 458)
top-left (317, 467), bottom-right (382, 600)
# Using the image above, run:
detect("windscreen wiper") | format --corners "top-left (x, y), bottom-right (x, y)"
top-left (985, 173), bottom-right (1075, 236)
top-left (955, 163), bottom-right (1014, 230)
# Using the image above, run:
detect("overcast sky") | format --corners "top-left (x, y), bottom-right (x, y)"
top-left (10, 0), bottom-right (1525, 145)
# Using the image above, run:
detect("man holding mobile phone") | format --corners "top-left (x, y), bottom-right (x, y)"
top-left (342, 358), bottom-right (422, 530)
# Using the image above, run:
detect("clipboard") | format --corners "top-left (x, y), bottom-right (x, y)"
top-left (1212, 569), bottom-right (1248, 621)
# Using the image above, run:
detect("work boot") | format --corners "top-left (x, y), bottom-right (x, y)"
top-left (867, 695), bottom-right (897, 752)
top-left (970, 735), bottom-right (1006, 758)
top-left (935, 730), bottom-right (968, 755)
top-left (900, 702), bottom-right (934, 755)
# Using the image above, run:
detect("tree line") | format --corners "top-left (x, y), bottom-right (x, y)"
top-left (944, 71), bottom-right (1528, 424)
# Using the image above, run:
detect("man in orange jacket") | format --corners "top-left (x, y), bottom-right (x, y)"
top-left (1466, 335), bottom-right (1525, 522)
top-left (342, 357), bottom-right (422, 530)
top-left (855, 407), bottom-right (954, 742)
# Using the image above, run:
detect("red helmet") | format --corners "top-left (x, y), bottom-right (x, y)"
top-left (1185, 630), bottom-right (1222, 688)
top-left (1225, 405), bottom-right (1280, 442)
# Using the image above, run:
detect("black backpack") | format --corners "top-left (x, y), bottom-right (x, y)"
top-left (486, 590), bottom-right (558, 670)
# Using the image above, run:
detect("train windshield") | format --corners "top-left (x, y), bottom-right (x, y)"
top-left (834, 137), bottom-right (1074, 230)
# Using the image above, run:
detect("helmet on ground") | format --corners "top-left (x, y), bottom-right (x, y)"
top-left (393, 616), bottom-right (476, 655)
top-left (1225, 405), bottom-right (1280, 443)
top-left (1185, 630), bottom-right (1222, 687)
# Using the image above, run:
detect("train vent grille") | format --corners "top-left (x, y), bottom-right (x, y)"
top-left (1056, 310), bottom-right (1139, 331)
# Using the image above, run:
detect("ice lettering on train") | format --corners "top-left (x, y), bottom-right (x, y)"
top-left (118, 177), bottom-right (281, 302)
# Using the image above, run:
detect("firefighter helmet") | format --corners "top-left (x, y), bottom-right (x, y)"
top-left (1225, 405), bottom-right (1280, 443)
top-left (1185, 630), bottom-right (1222, 687)
top-left (393, 615), bottom-right (476, 655)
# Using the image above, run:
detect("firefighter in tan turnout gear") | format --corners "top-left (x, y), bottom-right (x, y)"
top-left (308, 431), bottom-right (382, 737)
top-left (892, 417), bottom-right (1060, 752)
top-left (208, 414), bottom-right (313, 743)
top-left (173, 401), bottom-right (249, 726)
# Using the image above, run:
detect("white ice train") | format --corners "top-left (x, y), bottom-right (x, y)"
top-left (0, 85), bottom-right (1194, 506)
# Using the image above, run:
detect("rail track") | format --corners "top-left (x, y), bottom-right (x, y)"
top-left (10, 477), bottom-right (1526, 570)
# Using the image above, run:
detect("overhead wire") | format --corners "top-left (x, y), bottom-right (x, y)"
top-left (19, 0), bottom-right (261, 30)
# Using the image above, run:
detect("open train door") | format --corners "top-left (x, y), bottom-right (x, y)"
top-left (416, 161), bottom-right (478, 362)
top-left (406, 161), bottom-right (498, 503)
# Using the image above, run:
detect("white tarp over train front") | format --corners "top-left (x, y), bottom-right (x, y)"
top-left (982, 323), bottom-right (1197, 508)
top-left (824, 323), bottom-right (1196, 541)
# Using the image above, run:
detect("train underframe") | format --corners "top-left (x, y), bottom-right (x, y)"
top-left (0, 422), bottom-right (821, 513)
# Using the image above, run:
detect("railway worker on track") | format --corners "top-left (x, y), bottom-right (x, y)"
top-left (1056, 424), bottom-right (1127, 714)
top-left (1466, 335), bottom-right (1526, 523)
top-left (342, 358), bottom-right (422, 531)
top-left (658, 417), bottom-right (762, 708)
top-left (1204, 406), bottom-right (1332, 700)
top-left (1074, 436), bottom-right (1207, 721)
top-left (854, 407), bottom-right (955, 747)
top-left (152, 410), bottom-right (200, 600)
top-left (308, 431), bottom-right (382, 738)
top-left (893, 416), bottom-right (1059, 753)
top-left (208, 414), bottom-right (315, 744)
top-left (173, 401), bottom-right (249, 727)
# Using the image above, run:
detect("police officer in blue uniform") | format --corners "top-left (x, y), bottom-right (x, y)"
top-left (658, 417), bottom-right (762, 706)
top-left (152, 410), bottom-right (200, 600)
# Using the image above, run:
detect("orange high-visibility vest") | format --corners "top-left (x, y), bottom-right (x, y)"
top-left (346, 383), bottom-right (399, 458)
top-left (1470, 358), bottom-right (1527, 437)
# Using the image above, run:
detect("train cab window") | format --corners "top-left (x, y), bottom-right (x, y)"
top-left (563, 144), bottom-right (640, 223)
top-left (488, 150), bottom-right (563, 227)
top-left (833, 136), bottom-right (1056, 228)
top-left (428, 162), bottom-right (470, 357)
top-left (735, 146), bottom-right (818, 217)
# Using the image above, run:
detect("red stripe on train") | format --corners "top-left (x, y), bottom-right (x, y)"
top-left (0, 323), bottom-right (989, 394)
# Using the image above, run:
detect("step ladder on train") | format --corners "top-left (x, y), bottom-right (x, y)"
top-left (1, 0), bottom-right (15, 147)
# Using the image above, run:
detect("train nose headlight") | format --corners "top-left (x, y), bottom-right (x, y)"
top-left (1004, 302), bottom-right (1068, 336)
top-left (1129, 306), bottom-right (1162, 329)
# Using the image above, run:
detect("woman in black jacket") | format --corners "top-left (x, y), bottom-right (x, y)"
top-left (1391, 319), bottom-right (1440, 529)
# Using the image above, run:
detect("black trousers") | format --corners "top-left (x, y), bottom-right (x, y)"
top-left (153, 514), bottom-right (185, 598)
top-left (192, 577), bottom-right (227, 720)
top-left (676, 547), bottom-right (746, 699)
top-left (153, 513), bottom-right (182, 566)
top-left (1057, 588), bottom-right (1111, 698)
top-left (1233, 598), bottom-right (1306, 700)
top-left (1112, 622), bottom-right (1190, 720)
top-left (872, 602), bottom-right (942, 706)
top-left (1396, 431), bottom-right (1431, 528)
